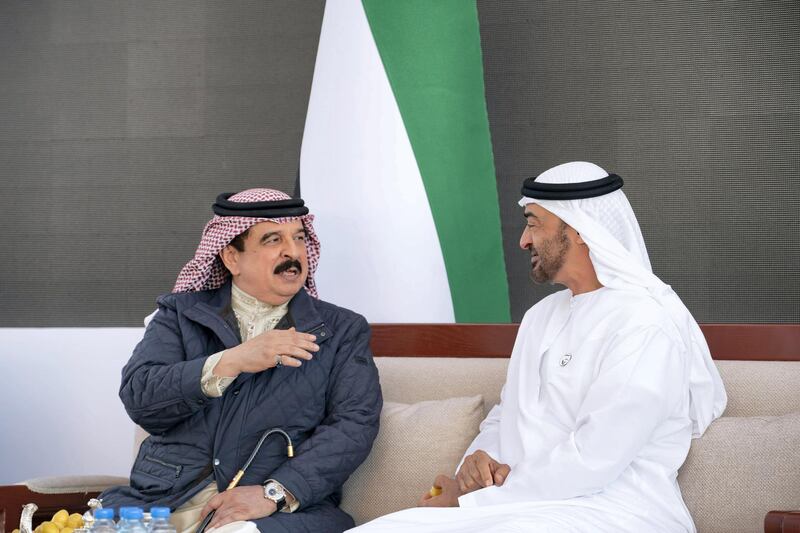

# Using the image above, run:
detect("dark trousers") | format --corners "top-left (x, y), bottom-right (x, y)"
top-left (253, 497), bottom-right (355, 533)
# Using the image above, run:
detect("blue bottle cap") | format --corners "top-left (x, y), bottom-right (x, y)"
top-left (127, 508), bottom-right (144, 520)
top-left (95, 509), bottom-right (114, 520)
top-left (150, 507), bottom-right (171, 519)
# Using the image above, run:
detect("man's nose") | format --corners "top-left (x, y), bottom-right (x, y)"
top-left (519, 229), bottom-right (532, 250)
top-left (282, 237), bottom-right (301, 258)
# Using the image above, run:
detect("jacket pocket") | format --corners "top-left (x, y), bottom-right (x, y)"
top-left (130, 454), bottom-right (183, 496)
top-left (144, 455), bottom-right (183, 478)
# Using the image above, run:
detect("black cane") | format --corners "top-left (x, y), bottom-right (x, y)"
top-left (196, 428), bottom-right (294, 533)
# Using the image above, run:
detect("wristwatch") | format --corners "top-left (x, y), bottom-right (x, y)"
top-left (263, 480), bottom-right (287, 512)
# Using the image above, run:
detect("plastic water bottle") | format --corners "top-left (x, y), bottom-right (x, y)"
top-left (141, 513), bottom-right (151, 533)
top-left (116, 508), bottom-right (131, 533)
top-left (118, 508), bottom-right (147, 533)
top-left (149, 508), bottom-right (175, 533)
top-left (92, 509), bottom-right (117, 533)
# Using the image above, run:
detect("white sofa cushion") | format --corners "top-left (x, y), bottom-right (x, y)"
top-left (341, 395), bottom-right (484, 526)
top-left (375, 358), bottom-right (800, 418)
top-left (678, 413), bottom-right (800, 533)
top-left (375, 357), bottom-right (507, 415)
top-left (715, 361), bottom-right (800, 416)
top-left (23, 475), bottom-right (129, 494)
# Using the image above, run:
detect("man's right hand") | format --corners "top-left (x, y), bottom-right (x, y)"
top-left (455, 449), bottom-right (510, 493)
top-left (215, 327), bottom-right (319, 377)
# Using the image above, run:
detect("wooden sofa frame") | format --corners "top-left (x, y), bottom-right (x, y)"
top-left (2, 324), bottom-right (798, 533)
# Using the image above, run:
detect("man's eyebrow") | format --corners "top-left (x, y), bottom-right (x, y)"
top-left (524, 211), bottom-right (538, 219)
top-left (259, 231), bottom-right (280, 243)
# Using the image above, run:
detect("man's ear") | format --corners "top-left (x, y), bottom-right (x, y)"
top-left (566, 225), bottom-right (587, 246)
top-left (219, 245), bottom-right (240, 276)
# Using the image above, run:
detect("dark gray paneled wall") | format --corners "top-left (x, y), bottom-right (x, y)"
top-left (0, 1), bottom-right (325, 326)
top-left (479, 0), bottom-right (800, 323)
top-left (1, 1), bottom-right (798, 326)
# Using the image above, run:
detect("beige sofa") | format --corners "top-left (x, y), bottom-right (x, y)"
top-left (3, 325), bottom-right (800, 533)
top-left (344, 357), bottom-right (800, 533)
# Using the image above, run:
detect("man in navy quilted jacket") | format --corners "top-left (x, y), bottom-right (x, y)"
top-left (100, 188), bottom-right (382, 533)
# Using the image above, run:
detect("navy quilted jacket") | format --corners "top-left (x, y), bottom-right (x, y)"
top-left (100, 280), bottom-right (382, 532)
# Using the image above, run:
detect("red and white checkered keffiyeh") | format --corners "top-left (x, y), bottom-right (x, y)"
top-left (172, 188), bottom-right (320, 297)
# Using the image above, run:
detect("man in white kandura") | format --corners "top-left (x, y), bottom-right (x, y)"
top-left (349, 161), bottom-right (727, 532)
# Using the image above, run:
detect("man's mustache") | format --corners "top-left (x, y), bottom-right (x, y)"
top-left (274, 259), bottom-right (303, 275)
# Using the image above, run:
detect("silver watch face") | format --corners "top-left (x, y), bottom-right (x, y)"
top-left (264, 482), bottom-right (286, 502)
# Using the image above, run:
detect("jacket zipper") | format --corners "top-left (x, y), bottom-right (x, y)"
top-left (144, 455), bottom-right (183, 479)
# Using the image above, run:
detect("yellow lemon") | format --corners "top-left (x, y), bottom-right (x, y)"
top-left (12, 529), bottom-right (20, 533)
top-left (40, 522), bottom-right (60, 533)
top-left (34, 524), bottom-right (43, 533)
top-left (66, 515), bottom-right (84, 529)
top-left (61, 527), bottom-right (74, 533)
top-left (52, 510), bottom-right (69, 528)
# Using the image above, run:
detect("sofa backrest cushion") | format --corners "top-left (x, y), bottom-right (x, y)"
top-left (376, 357), bottom-right (508, 416)
top-left (678, 412), bottom-right (800, 533)
top-left (376, 358), bottom-right (800, 417)
top-left (340, 395), bottom-right (485, 525)
top-left (714, 360), bottom-right (800, 416)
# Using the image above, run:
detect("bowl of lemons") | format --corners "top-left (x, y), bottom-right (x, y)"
top-left (13, 509), bottom-right (85, 533)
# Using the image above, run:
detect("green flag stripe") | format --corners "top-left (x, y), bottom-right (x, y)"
top-left (362, 0), bottom-right (510, 322)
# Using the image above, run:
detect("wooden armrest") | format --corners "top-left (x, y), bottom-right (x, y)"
top-left (0, 485), bottom-right (100, 533)
top-left (765, 510), bottom-right (800, 533)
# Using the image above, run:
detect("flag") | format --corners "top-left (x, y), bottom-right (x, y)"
top-left (300, 0), bottom-right (509, 323)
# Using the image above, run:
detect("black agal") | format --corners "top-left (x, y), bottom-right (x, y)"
top-left (521, 174), bottom-right (624, 200)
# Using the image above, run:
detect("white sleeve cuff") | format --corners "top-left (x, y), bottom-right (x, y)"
top-left (200, 350), bottom-right (236, 398)
top-left (457, 485), bottom-right (502, 508)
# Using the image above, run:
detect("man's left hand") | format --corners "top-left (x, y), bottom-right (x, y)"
top-left (418, 475), bottom-right (462, 508)
top-left (199, 486), bottom-right (276, 530)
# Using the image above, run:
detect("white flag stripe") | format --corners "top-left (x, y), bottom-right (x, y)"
top-left (300, 0), bottom-right (455, 322)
